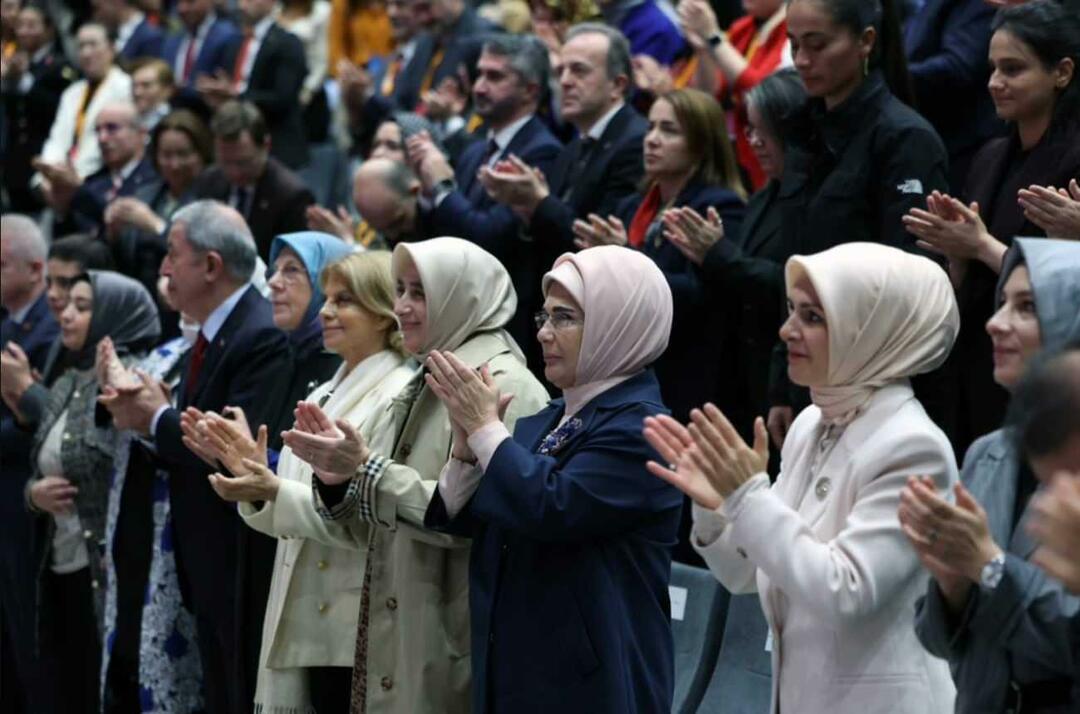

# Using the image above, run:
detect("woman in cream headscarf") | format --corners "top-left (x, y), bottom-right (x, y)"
top-left (281, 238), bottom-right (550, 714)
top-left (423, 245), bottom-right (683, 713)
top-left (644, 242), bottom-right (959, 713)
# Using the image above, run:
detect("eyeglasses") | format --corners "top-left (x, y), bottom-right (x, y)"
top-left (266, 264), bottom-right (308, 286)
top-left (533, 310), bottom-right (582, 331)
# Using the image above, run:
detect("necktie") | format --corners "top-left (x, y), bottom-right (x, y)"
top-left (184, 332), bottom-right (208, 402)
top-left (234, 187), bottom-right (251, 218)
top-left (232, 30), bottom-right (254, 92)
top-left (561, 137), bottom-right (596, 203)
top-left (106, 173), bottom-right (124, 202)
top-left (466, 139), bottom-right (500, 203)
top-left (380, 52), bottom-right (402, 96)
top-left (182, 34), bottom-right (198, 83)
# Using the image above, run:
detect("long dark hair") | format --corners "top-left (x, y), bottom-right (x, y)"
top-left (991, 0), bottom-right (1080, 130)
top-left (793, 0), bottom-right (915, 107)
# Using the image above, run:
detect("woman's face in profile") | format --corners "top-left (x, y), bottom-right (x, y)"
top-left (780, 274), bottom-right (830, 387)
top-left (987, 29), bottom-right (1070, 124)
top-left (60, 280), bottom-right (94, 352)
top-left (986, 264), bottom-right (1042, 390)
top-left (537, 282), bottom-right (584, 390)
top-left (267, 247), bottom-right (314, 333)
top-left (393, 258), bottom-right (428, 355)
top-left (371, 122), bottom-right (407, 163)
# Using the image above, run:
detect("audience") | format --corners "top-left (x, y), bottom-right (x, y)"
top-left (161, 0), bottom-right (240, 109)
top-left (277, 0), bottom-right (333, 141)
top-left (130, 57), bottom-right (175, 130)
top-left (909, 238), bottom-right (1080, 714)
top-left (94, 0), bottom-right (164, 65)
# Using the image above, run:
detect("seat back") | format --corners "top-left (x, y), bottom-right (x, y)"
top-left (696, 593), bottom-right (773, 713)
top-left (670, 562), bottom-right (730, 714)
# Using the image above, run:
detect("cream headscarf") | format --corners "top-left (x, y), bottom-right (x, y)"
top-left (391, 237), bottom-right (525, 360)
top-left (542, 246), bottom-right (674, 416)
top-left (785, 243), bottom-right (959, 425)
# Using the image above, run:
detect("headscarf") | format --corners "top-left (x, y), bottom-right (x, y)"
top-left (785, 243), bottom-right (959, 425)
top-left (542, 246), bottom-right (673, 415)
top-left (997, 237), bottom-right (1080, 351)
top-left (389, 112), bottom-right (445, 155)
top-left (391, 237), bottom-right (524, 360)
top-left (269, 232), bottom-right (355, 347)
top-left (70, 270), bottom-right (161, 369)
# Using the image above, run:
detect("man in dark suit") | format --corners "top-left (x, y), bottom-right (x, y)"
top-left (197, 0), bottom-right (309, 169)
top-left (483, 23), bottom-right (647, 262)
top-left (1, 4), bottom-right (74, 213)
top-left (58, 100), bottom-right (159, 236)
top-left (408, 34), bottom-right (562, 368)
top-left (97, 0), bottom-right (165, 63)
top-left (0, 216), bottom-right (59, 714)
top-left (193, 100), bottom-right (314, 259)
top-left (99, 200), bottom-right (289, 714)
top-left (161, 0), bottom-right (240, 111)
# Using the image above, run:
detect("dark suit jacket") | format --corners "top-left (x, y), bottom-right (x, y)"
top-left (119, 17), bottom-right (165, 62)
top-left (153, 286), bottom-right (288, 618)
top-left (192, 158), bottom-right (314, 259)
top-left (162, 16), bottom-right (241, 112)
top-left (614, 180), bottom-right (745, 422)
top-left (425, 370), bottom-right (682, 714)
top-left (949, 120), bottom-right (1080, 451)
top-left (1, 49), bottom-right (73, 211)
top-left (221, 23), bottom-right (309, 169)
top-left (65, 155), bottom-right (160, 237)
top-left (530, 104), bottom-right (648, 260)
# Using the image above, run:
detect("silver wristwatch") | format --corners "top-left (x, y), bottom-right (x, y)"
top-left (979, 552), bottom-right (1006, 589)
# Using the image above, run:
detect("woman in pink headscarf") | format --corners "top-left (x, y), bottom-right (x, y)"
top-left (423, 245), bottom-right (683, 713)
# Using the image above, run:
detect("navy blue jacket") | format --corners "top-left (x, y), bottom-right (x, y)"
top-left (161, 16), bottom-right (241, 107)
top-left (119, 17), bottom-right (165, 62)
top-left (65, 155), bottom-right (160, 237)
top-left (426, 370), bottom-right (682, 714)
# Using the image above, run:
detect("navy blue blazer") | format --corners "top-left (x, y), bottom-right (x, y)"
top-left (426, 370), bottom-right (682, 714)
top-left (66, 155), bottom-right (160, 237)
top-left (154, 285), bottom-right (288, 615)
top-left (119, 17), bottom-right (165, 62)
top-left (161, 16), bottom-right (241, 105)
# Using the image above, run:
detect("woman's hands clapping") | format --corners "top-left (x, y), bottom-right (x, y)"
top-left (424, 351), bottom-right (514, 438)
top-left (663, 206), bottom-right (724, 265)
top-left (206, 424), bottom-right (281, 503)
top-left (281, 402), bottom-right (371, 485)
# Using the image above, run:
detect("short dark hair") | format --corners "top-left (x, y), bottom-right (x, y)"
top-left (48, 233), bottom-right (115, 271)
top-left (482, 33), bottom-right (551, 89)
top-left (1007, 344), bottom-right (1080, 458)
top-left (209, 100), bottom-right (269, 145)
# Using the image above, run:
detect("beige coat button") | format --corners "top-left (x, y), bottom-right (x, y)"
top-left (317, 602), bottom-right (328, 614)
top-left (63, 432), bottom-right (72, 441)
top-left (83, 530), bottom-right (93, 539)
top-left (386, 597), bottom-right (398, 611)
top-left (316, 560), bottom-right (328, 570)
top-left (380, 676), bottom-right (393, 691)
top-left (736, 547), bottom-right (748, 559)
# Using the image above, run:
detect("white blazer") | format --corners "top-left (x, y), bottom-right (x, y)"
top-left (34, 66), bottom-right (132, 183)
top-left (238, 350), bottom-right (414, 707)
top-left (694, 383), bottom-right (957, 714)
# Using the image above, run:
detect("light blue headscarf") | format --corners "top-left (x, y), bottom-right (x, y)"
top-left (268, 232), bottom-right (355, 347)
top-left (998, 237), bottom-right (1080, 350)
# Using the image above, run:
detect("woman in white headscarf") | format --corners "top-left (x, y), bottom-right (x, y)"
top-left (644, 242), bottom-right (960, 713)
top-left (422, 245), bottom-right (683, 714)
top-left (280, 237), bottom-right (550, 714)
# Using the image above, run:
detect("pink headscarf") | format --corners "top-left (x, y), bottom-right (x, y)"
top-left (785, 243), bottom-right (959, 425)
top-left (542, 246), bottom-right (673, 416)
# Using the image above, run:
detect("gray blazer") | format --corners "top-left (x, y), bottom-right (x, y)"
top-left (27, 366), bottom-right (126, 644)
top-left (914, 429), bottom-right (1080, 713)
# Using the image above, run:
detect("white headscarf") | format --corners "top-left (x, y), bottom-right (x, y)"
top-left (785, 243), bottom-right (959, 425)
top-left (543, 246), bottom-right (673, 416)
top-left (391, 237), bottom-right (525, 360)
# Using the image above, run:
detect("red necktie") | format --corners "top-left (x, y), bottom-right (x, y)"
top-left (182, 35), bottom-right (197, 83)
top-left (232, 31), bottom-right (254, 92)
top-left (185, 332), bottom-right (208, 402)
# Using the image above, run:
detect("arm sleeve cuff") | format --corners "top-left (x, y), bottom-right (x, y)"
top-left (467, 421), bottom-right (513, 471)
top-left (312, 454), bottom-right (391, 523)
top-left (150, 404), bottom-right (170, 438)
top-left (437, 459), bottom-right (485, 519)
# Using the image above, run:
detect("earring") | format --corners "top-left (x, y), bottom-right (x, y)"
top-left (863, 56), bottom-right (869, 77)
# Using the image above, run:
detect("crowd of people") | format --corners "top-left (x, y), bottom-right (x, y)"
top-left (2, 0), bottom-right (1080, 712)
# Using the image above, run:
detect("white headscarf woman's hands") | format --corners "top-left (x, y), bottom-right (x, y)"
top-left (424, 350), bottom-right (515, 437)
top-left (282, 402), bottom-right (371, 485)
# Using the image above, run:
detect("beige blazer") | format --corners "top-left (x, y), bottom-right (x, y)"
top-left (694, 383), bottom-right (957, 714)
top-left (34, 66), bottom-right (132, 184)
top-left (305, 331), bottom-right (550, 714)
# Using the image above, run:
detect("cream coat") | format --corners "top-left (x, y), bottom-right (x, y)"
top-left (33, 66), bottom-right (132, 184)
top-left (308, 331), bottom-right (550, 714)
top-left (693, 383), bottom-right (957, 714)
top-left (238, 350), bottom-right (414, 712)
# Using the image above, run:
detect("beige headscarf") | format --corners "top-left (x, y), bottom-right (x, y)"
top-left (542, 246), bottom-right (673, 416)
top-left (391, 237), bottom-right (525, 360)
top-left (785, 243), bottom-right (959, 425)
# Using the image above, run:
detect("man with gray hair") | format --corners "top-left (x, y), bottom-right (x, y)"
top-left (406, 33), bottom-right (562, 369)
top-left (0, 213), bottom-right (59, 712)
top-left (99, 199), bottom-right (288, 714)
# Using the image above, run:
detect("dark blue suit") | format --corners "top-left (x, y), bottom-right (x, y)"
top-left (161, 16), bottom-right (241, 109)
top-left (119, 17), bottom-right (165, 62)
top-left (65, 155), bottom-right (160, 237)
top-left (426, 115), bottom-right (563, 373)
top-left (426, 370), bottom-right (682, 714)
top-left (152, 285), bottom-right (288, 714)
top-left (0, 293), bottom-right (58, 712)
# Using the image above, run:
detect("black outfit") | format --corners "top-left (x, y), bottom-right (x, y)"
top-left (222, 23), bottom-right (310, 169)
top-left (529, 104), bottom-right (648, 263)
top-left (152, 286), bottom-right (289, 714)
top-left (948, 120), bottom-right (1080, 454)
top-left (766, 71), bottom-right (950, 425)
top-left (1, 48), bottom-right (74, 213)
top-left (192, 159), bottom-right (315, 260)
top-left (63, 155), bottom-right (160, 237)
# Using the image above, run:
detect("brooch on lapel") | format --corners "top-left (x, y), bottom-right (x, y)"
top-left (537, 417), bottom-right (583, 456)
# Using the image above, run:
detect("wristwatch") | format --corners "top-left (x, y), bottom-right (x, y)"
top-left (707, 32), bottom-right (726, 49)
top-left (979, 552), bottom-right (1006, 589)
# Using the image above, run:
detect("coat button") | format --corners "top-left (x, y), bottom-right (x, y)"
top-left (386, 597), bottom-right (397, 611)
top-left (63, 432), bottom-right (72, 441)
top-left (83, 530), bottom-right (93, 539)
top-left (316, 560), bottom-right (328, 570)
top-left (400, 444), bottom-right (412, 458)
top-left (814, 478), bottom-right (831, 500)
top-left (72, 390), bottom-right (80, 398)
top-left (91, 579), bottom-right (100, 589)
top-left (736, 547), bottom-right (748, 559)
top-left (317, 602), bottom-right (328, 614)
top-left (380, 676), bottom-right (393, 691)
